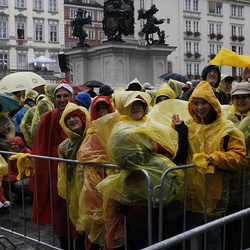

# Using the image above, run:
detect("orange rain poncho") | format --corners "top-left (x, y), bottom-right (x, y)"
top-left (76, 96), bottom-right (124, 249)
top-left (186, 81), bottom-right (247, 216)
top-left (57, 103), bottom-right (90, 228)
top-left (96, 91), bottom-right (184, 206)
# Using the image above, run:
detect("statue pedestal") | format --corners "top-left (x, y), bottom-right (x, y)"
top-left (66, 42), bottom-right (176, 88)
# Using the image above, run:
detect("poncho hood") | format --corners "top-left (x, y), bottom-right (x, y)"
top-left (60, 102), bottom-right (90, 140)
top-left (154, 83), bottom-right (176, 104)
top-left (114, 91), bottom-right (151, 118)
top-left (90, 95), bottom-right (115, 122)
top-left (188, 81), bottom-right (222, 124)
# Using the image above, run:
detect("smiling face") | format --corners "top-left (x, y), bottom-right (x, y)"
top-left (10, 142), bottom-right (22, 152)
top-left (192, 98), bottom-right (213, 121)
top-left (55, 88), bottom-right (73, 111)
top-left (206, 69), bottom-right (219, 87)
top-left (65, 114), bottom-right (85, 135)
top-left (232, 94), bottom-right (250, 114)
top-left (130, 100), bottom-right (145, 120)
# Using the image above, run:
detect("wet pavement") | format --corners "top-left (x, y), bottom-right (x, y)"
top-left (0, 193), bottom-right (60, 249)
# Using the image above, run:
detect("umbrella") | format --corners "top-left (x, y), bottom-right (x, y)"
top-left (57, 80), bottom-right (91, 93)
top-left (159, 73), bottom-right (189, 83)
top-left (84, 80), bottom-right (104, 88)
top-left (71, 84), bottom-right (90, 93)
top-left (29, 55), bottom-right (56, 64)
top-left (0, 72), bottom-right (46, 93)
top-left (0, 93), bottom-right (19, 112)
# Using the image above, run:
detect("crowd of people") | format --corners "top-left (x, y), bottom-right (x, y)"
top-left (0, 64), bottom-right (249, 250)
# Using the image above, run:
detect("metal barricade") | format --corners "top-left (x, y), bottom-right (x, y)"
top-left (0, 149), bottom-right (250, 249)
top-left (0, 150), bottom-right (155, 249)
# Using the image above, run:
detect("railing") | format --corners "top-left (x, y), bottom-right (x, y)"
top-left (0, 150), bottom-right (249, 249)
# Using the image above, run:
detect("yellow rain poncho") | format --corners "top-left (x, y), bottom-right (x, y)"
top-left (96, 91), bottom-right (184, 206)
top-left (57, 103), bottom-right (90, 228)
top-left (224, 104), bottom-right (250, 206)
top-left (154, 82), bottom-right (176, 105)
top-left (77, 95), bottom-right (123, 248)
top-left (209, 47), bottom-right (250, 69)
top-left (29, 84), bottom-right (57, 147)
top-left (167, 79), bottom-right (185, 98)
top-left (186, 81), bottom-right (247, 216)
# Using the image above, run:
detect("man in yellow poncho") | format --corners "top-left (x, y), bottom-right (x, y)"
top-left (96, 91), bottom-right (185, 249)
top-left (174, 81), bottom-right (247, 250)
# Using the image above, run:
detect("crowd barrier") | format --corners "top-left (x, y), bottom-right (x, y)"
top-left (0, 150), bottom-right (249, 250)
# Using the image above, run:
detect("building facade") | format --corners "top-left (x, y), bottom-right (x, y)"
top-left (0, 0), bottom-right (65, 81)
top-left (133, 0), bottom-right (250, 81)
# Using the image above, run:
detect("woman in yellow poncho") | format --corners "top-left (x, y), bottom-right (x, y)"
top-left (96, 90), bottom-right (185, 249)
top-left (76, 95), bottom-right (123, 249)
top-left (174, 81), bottom-right (247, 250)
top-left (57, 102), bottom-right (90, 249)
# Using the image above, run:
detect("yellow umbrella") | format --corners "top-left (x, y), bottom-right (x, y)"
top-left (0, 72), bottom-right (46, 93)
top-left (209, 48), bottom-right (250, 69)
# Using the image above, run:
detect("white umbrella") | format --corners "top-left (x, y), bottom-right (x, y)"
top-left (0, 72), bottom-right (46, 93)
top-left (29, 55), bottom-right (56, 64)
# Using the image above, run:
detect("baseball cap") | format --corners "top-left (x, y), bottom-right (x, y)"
top-left (231, 82), bottom-right (250, 96)
top-left (143, 82), bottom-right (154, 90)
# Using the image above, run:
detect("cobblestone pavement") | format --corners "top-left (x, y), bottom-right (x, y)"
top-left (0, 194), bottom-right (60, 249)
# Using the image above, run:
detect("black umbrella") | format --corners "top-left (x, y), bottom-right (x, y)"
top-left (158, 73), bottom-right (189, 83)
top-left (84, 80), bottom-right (104, 88)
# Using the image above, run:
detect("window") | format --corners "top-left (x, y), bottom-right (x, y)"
top-left (186, 63), bottom-right (192, 75)
top-left (216, 24), bottom-right (222, 34)
top-left (231, 5), bottom-right (244, 18)
top-left (35, 23), bottom-right (43, 41)
top-left (185, 20), bottom-right (200, 33)
top-left (0, 0), bottom-right (7, 6)
top-left (82, 0), bottom-right (89, 3)
top-left (86, 11), bottom-right (94, 19)
top-left (208, 1), bottom-right (222, 15)
top-left (0, 21), bottom-right (7, 39)
top-left (0, 53), bottom-right (8, 69)
top-left (193, 0), bottom-right (199, 12)
top-left (49, 25), bottom-right (58, 42)
top-left (97, 11), bottom-right (104, 22)
top-left (194, 64), bottom-right (200, 75)
top-left (194, 42), bottom-right (199, 53)
top-left (34, 0), bottom-right (43, 11)
top-left (16, 0), bottom-right (25, 8)
top-left (17, 53), bottom-right (27, 70)
top-left (209, 23), bottom-right (222, 34)
top-left (86, 29), bottom-right (95, 40)
top-left (17, 22), bottom-right (25, 39)
top-left (49, 0), bottom-right (57, 12)
top-left (209, 44), bottom-right (221, 55)
top-left (209, 23), bottom-right (215, 34)
top-left (231, 25), bottom-right (243, 37)
top-left (98, 29), bottom-right (105, 41)
top-left (185, 0), bottom-right (199, 11)
top-left (185, 42), bottom-right (192, 53)
top-left (185, 0), bottom-right (191, 11)
top-left (70, 9), bottom-right (77, 18)
top-left (185, 21), bottom-right (191, 32)
top-left (193, 21), bottom-right (199, 32)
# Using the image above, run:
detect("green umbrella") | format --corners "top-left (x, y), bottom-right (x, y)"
top-left (0, 93), bottom-right (19, 112)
